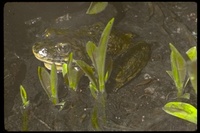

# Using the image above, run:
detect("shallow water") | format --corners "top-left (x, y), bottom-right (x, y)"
top-left (4, 2), bottom-right (197, 131)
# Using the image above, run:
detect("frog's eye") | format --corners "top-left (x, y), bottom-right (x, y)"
top-left (55, 43), bottom-right (71, 54)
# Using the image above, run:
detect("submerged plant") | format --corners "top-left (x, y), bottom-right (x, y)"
top-left (19, 85), bottom-right (30, 131)
top-left (20, 85), bottom-right (30, 109)
top-left (62, 53), bottom-right (84, 91)
top-left (75, 18), bottom-right (114, 130)
top-left (76, 18), bottom-right (114, 98)
top-left (38, 63), bottom-right (65, 108)
top-left (163, 44), bottom-right (197, 125)
top-left (166, 43), bottom-right (189, 99)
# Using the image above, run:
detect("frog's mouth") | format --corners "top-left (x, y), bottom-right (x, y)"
top-left (43, 62), bottom-right (64, 71)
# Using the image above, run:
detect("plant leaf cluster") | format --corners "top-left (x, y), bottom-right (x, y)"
top-left (19, 85), bottom-right (29, 131)
top-left (76, 18), bottom-right (114, 98)
top-left (164, 44), bottom-right (197, 125)
top-left (62, 53), bottom-right (84, 91)
top-left (166, 43), bottom-right (189, 98)
top-left (20, 85), bottom-right (30, 109)
top-left (38, 63), bottom-right (59, 105)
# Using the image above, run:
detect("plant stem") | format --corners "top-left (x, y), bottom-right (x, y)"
top-left (22, 108), bottom-right (29, 131)
top-left (91, 92), bottom-right (107, 130)
top-left (177, 89), bottom-right (183, 98)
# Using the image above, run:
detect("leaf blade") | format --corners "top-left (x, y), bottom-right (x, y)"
top-left (76, 60), bottom-right (98, 92)
top-left (96, 18), bottom-right (114, 92)
top-left (62, 63), bottom-right (68, 77)
top-left (20, 85), bottom-right (29, 108)
top-left (86, 41), bottom-right (98, 69)
top-left (163, 102), bottom-right (197, 124)
top-left (50, 63), bottom-right (58, 104)
top-left (38, 66), bottom-right (51, 99)
top-left (169, 43), bottom-right (187, 92)
top-left (86, 2), bottom-right (108, 14)
top-left (187, 60), bottom-right (197, 94)
top-left (186, 46), bottom-right (197, 61)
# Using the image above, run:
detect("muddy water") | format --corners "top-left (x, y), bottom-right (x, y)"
top-left (4, 2), bottom-right (197, 131)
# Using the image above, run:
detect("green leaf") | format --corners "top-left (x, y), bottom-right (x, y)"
top-left (63, 74), bottom-right (69, 87)
top-left (96, 18), bottom-right (114, 92)
top-left (62, 63), bottom-right (70, 87)
top-left (86, 2), bottom-right (108, 15)
top-left (89, 82), bottom-right (98, 99)
top-left (166, 71), bottom-right (173, 81)
top-left (20, 85), bottom-right (29, 108)
top-left (67, 53), bottom-right (83, 91)
top-left (163, 102), bottom-right (197, 124)
top-left (169, 43), bottom-right (187, 94)
top-left (62, 63), bottom-right (68, 77)
top-left (86, 41), bottom-right (98, 69)
top-left (50, 63), bottom-right (58, 104)
top-left (68, 53), bottom-right (75, 89)
top-left (105, 57), bottom-right (113, 82)
top-left (187, 60), bottom-right (197, 94)
top-left (186, 46), bottom-right (197, 61)
top-left (68, 53), bottom-right (73, 70)
top-left (38, 66), bottom-right (51, 99)
top-left (76, 60), bottom-right (98, 92)
top-left (69, 68), bottom-right (84, 91)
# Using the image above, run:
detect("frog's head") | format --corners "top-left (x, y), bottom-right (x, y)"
top-left (32, 41), bottom-right (72, 71)
top-left (32, 24), bottom-right (103, 71)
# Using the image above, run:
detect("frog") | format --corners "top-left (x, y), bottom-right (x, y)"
top-left (32, 22), bottom-right (151, 92)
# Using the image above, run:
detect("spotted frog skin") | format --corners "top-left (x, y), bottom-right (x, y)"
top-left (32, 22), bottom-right (151, 91)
